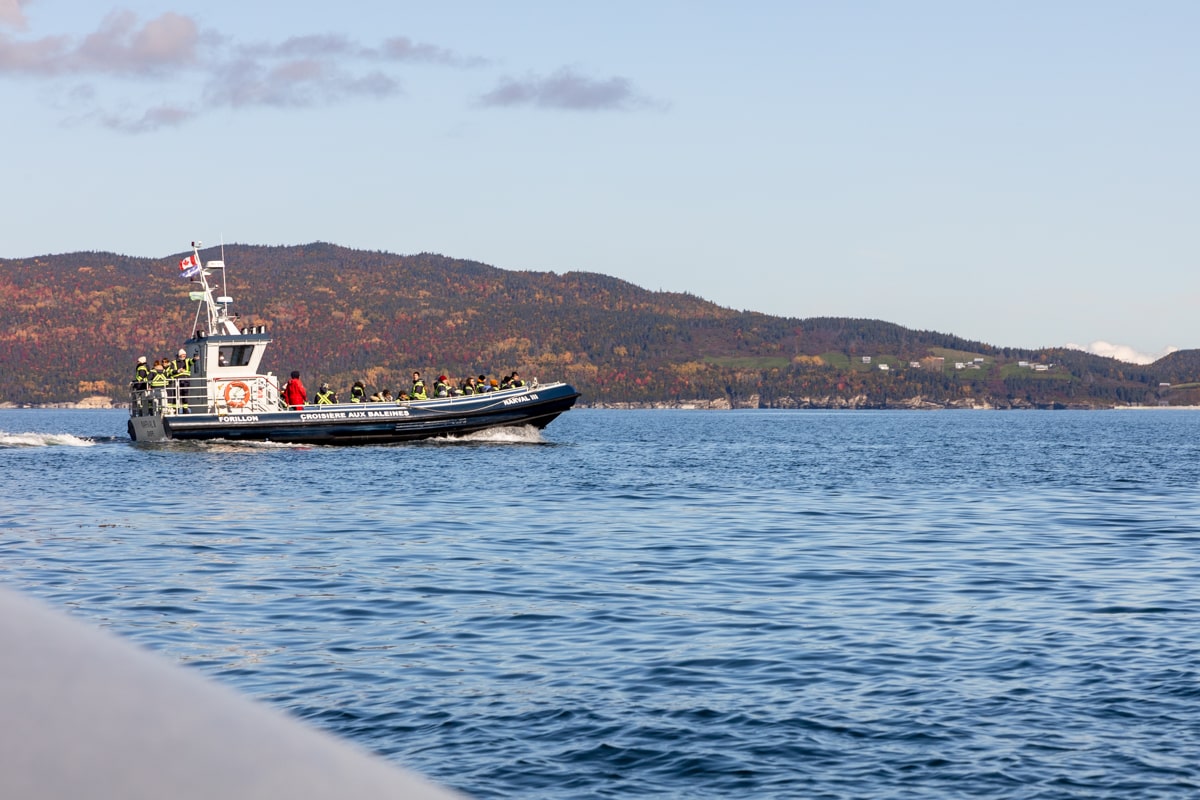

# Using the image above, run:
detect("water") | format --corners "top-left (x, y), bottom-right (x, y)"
top-left (3, 407), bottom-right (1200, 798)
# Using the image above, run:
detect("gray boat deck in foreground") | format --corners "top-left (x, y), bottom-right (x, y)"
top-left (0, 586), bottom-right (466, 799)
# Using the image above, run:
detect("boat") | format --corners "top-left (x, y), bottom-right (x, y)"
top-left (128, 243), bottom-right (580, 444)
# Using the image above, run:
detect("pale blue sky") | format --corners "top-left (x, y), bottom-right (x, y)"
top-left (3, 1), bottom-right (1197, 363)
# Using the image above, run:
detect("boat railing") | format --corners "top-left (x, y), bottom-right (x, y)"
top-left (130, 377), bottom-right (558, 415)
top-left (130, 374), bottom-right (283, 415)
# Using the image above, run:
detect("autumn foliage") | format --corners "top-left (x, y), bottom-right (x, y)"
top-left (0, 243), bottom-right (1187, 407)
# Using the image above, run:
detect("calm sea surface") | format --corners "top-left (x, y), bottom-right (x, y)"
top-left (3, 408), bottom-right (1200, 798)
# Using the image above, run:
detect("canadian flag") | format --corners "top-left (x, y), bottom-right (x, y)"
top-left (179, 254), bottom-right (199, 271)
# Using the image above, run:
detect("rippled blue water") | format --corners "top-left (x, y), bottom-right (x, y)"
top-left (3, 408), bottom-right (1200, 798)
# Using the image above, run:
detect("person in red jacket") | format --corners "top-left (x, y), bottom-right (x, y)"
top-left (283, 370), bottom-right (307, 409)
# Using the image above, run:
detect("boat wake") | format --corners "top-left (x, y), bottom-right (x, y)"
top-left (0, 431), bottom-right (98, 448)
top-left (434, 425), bottom-right (547, 445)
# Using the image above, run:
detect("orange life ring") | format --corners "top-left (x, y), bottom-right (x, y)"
top-left (224, 381), bottom-right (251, 408)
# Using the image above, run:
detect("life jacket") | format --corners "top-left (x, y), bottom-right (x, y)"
top-left (315, 389), bottom-right (335, 404)
top-left (350, 385), bottom-right (365, 402)
top-left (411, 380), bottom-right (427, 400)
top-left (135, 364), bottom-right (150, 381)
top-left (173, 357), bottom-right (193, 376)
top-left (149, 369), bottom-right (169, 388)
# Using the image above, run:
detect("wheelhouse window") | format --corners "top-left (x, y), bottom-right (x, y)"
top-left (219, 345), bottom-right (254, 367)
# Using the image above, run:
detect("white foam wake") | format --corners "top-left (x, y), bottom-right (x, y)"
top-left (0, 431), bottom-right (97, 448)
top-left (440, 425), bottom-right (545, 444)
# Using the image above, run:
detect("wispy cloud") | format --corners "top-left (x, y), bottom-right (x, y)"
top-left (1, 9), bottom-right (656, 132)
top-left (0, 10), bottom-right (199, 75)
top-left (0, 8), bottom-right (482, 132)
top-left (1064, 340), bottom-right (1178, 365)
top-left (203, 56), bottom-right (400, 109)
top-left (479, 67), bottom-right (661, 111)
top-left (379, 36), bottom-right (486, 67)
top-left (0, 0), bottom-right (28, 32)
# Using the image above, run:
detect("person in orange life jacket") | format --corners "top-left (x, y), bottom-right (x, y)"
top-left (283, 370), bottom-right (307, 409)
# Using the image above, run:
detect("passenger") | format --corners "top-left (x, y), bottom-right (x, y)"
top-left (510, 371), bottom-right (526, 389)
top-left (314, 383), bottom-right (337, 404)
top-left (461, 377), bottom-right (477, 395)
top-left (283, 370), bottom-right (307, 409)
top-left (500, 373), bottom-right (513, 390)
top-left (149, 360), bottom-right (169, 388)
top-left (134, 356), bottom-right (150, 386)
top-left (434, 375), bottom-right (450, 397)
top-left (369, 389), bottom-right (384, 402)
top-left (397, 391), bottom-right (411, 402)
top-left (171, 348), bottom-right (193, 377)
top-left (478, 374), bottom-right (488, 390)
top-left (411, 371), bottom-right (428, 400)
top-left (381, 389), bottom-right (394, 402)
top-left (350, 381), bottom-right (366, 403)
top-left (489, 379), bottom-right (500, 391)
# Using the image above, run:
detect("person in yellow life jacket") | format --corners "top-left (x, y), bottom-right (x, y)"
top-left (434, 375), bottom-right (450, 397)
top-left (410, 371), bottom-right (427, 400)
top-left (134, 356), bottom-right (150, 385)
top-left (149, 360), bottom-right (169, 388)
top-left (509, 371), bottom-right (526, 389)
top-left (461, 377), bottom-right (477, 395)
top-left (171, 348), bottom-right (193, 377)
top-left (350, 381), bottom-right (366, 402)
top-left (314, 383), bottom-right (337, 404)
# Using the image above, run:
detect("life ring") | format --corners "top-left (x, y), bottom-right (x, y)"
top-left (224, 381), bottom-right (251, 408)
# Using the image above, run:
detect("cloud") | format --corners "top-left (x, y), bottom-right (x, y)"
top-left (0, 10), bottom-right (198, 75)
top-left (77, 10), bottom-right (199, 74)
top-left (479, 66), bottom-right (659, 111)
top-left (0, 9), bottom-right (481, 132)
top-left (1063, 340), bottom-right (1178, 365)
top-left (0, 0), bottom-right (28, 32)
top-left (204, 56), bottom-right (400, 108)
top-left (4, 11), bottom-right (656, 131)
top-left (99, 103), bottom-right (196, 133)
top-left (379, 36), bottom-right (486, 67)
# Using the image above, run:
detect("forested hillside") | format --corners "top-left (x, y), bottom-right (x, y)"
top-left (0, 243), bottom-right (1194, 408)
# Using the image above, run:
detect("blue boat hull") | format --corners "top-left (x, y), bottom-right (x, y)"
top-left (136, 383), bottom-right (580, 445)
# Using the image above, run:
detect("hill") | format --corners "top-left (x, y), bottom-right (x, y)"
top-left (0, 243), bottom-right (1193, 408)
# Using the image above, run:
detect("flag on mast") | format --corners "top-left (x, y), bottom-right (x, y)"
top-left (179, 253), bottom-right (202, 279)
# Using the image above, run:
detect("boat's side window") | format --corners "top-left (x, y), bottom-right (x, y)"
top-left (220, 345), bottom-right (254, 368)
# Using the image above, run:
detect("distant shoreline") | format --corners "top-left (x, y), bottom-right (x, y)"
top-left (6, 397), bottom-right (1200, 412)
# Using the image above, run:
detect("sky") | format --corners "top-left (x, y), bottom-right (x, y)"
top-left (2, 1), bottom-right (1197, 364)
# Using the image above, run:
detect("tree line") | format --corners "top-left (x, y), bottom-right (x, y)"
top-left (0, 244), bottom-right (1192, 407)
